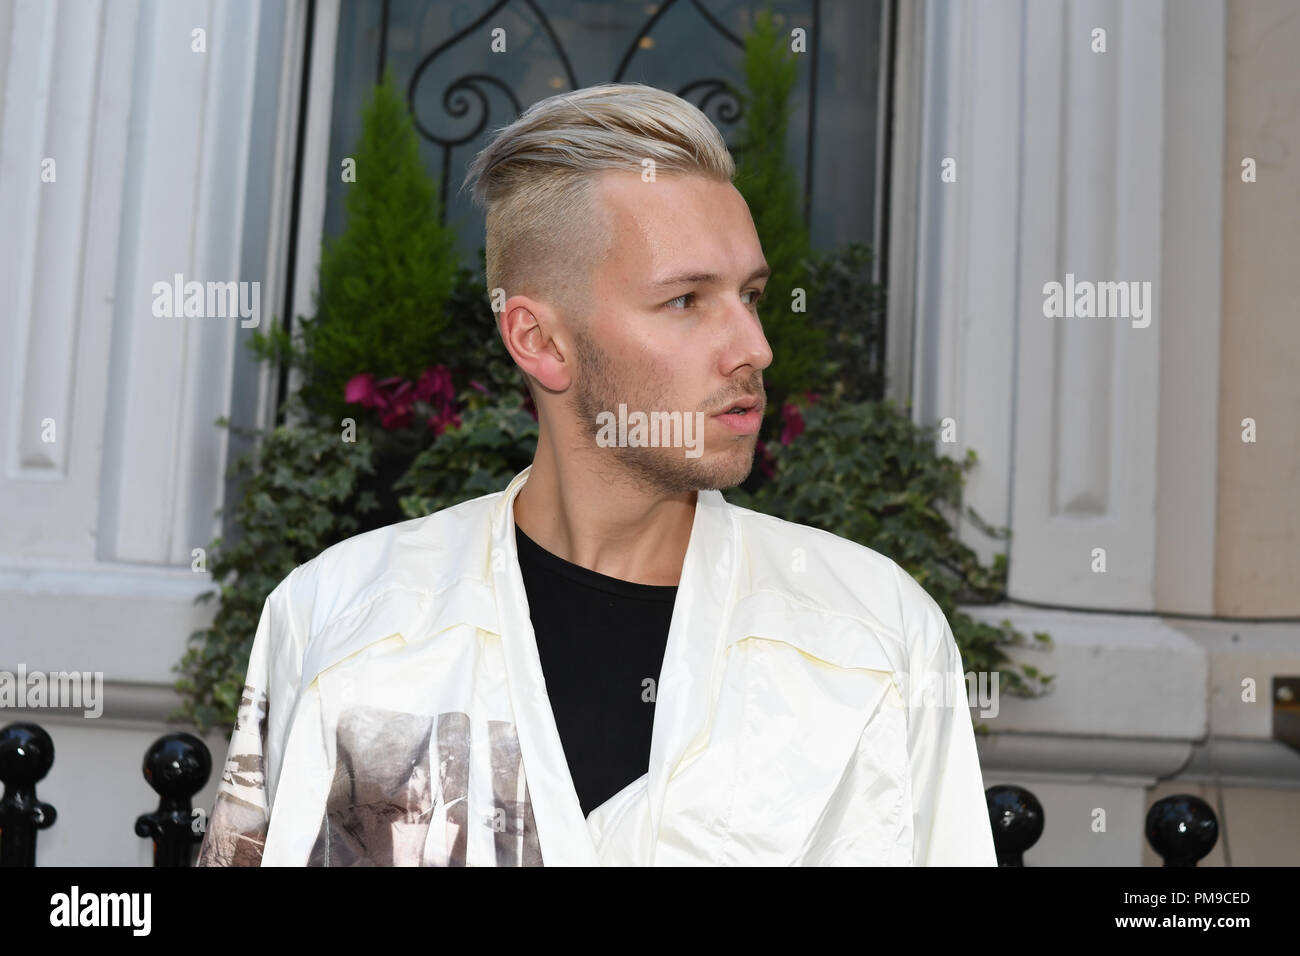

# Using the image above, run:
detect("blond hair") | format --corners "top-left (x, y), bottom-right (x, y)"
top-left (461, 82), bottom-right (735, 345)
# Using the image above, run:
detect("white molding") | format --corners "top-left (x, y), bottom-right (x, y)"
top-left (0, 683), bottom-right (194, 728)
top-left (1152, 0), bottom-right (1225, 614)
top-left (909, 0), bottom-right (964, 431)
top-left (1177, 737), bottom-right (1300, 790)
top-left (0, 0), bottom-right (117, 563)
top-left (962, 603), bottom-right (1209, 739)
top-left (166, 0), bottom-right (262, 567)
top-left (903, 0), bottom-right (1228, 612)
top-left (980, 735), bottom-right (1300, 796)
top-left (905, 0), bottom-right (1022, 571)
top-left (1009, 0), bottom-right (1167, 608)
top-left (0, 0), bottom-right (307, 691)
top-left (0, 0), bottom-right (293, 571)
top-left (963, 601), bottom-right (1300, 786)
top-left (0, 565), bottom-right (215, 686)
top-left (979, 734), bottom-right (1195, 786)
top-left (5, 0), bottom-right (91, 480)
top-left (98, 0), bottom-right (233, 564)
top-left (0, 563), bottom-right (213, 600)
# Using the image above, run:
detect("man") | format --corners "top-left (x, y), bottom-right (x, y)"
top-left (197, 83), bottom-right (997, 867)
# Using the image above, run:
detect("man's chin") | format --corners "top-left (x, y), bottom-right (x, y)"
top-left (612, 446), bottom-right (756, 495)
top-left (687, 451), bottom-right (758, 492)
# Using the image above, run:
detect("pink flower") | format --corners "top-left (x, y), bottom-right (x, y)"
top-left (346, 372), bottom-right (424, 430)
top-left (469, 380), bottom-right (489, 395)
top-left (378, 380), bottom-right (417, 427)
top-left (345, 373), bottom-right (377, 407)
top-left (344, 365), bottom-right (479, 434)
top-left (415, 365), bottom-right (455, 404)
top-left (754, 440), bottom-right (776, 479)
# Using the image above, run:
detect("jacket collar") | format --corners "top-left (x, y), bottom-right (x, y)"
top-left (489, 464), bottom-right (736, 865)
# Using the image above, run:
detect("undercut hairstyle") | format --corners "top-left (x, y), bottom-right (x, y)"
top-left (461, 83), bottom-right (735, 402)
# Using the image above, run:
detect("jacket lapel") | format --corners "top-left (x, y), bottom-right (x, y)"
top-left (488, 466), bottom-right (736, 866)
top-left (644, 483), bottom-right (734, 860)
top-left (489, 466), bottom-right (600, 865)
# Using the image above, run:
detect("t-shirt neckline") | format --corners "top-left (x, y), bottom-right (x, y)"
top-left (513, 521), bottom-right (679, 601)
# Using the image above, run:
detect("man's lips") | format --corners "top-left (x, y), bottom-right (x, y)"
top-left (712, 396), bottom-right (762, 416)
top-left (711, 403), bottom-right (762, 434)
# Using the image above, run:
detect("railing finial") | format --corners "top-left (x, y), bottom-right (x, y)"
top-left (0, 722), bottom-right (58, 867)
top-left (1145, 794), bottom-right (1219, 867)
top-left (986, 784), bottom-right (1045, 866)
top-left (134, 733), bottom-right (212, 867)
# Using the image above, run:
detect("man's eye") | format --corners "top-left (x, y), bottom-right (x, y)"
top-left (666, 291), bottom-right (765, 310)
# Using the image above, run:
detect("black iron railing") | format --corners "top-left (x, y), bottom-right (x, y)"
top-left (0, 720), bottom-right (1220, 866)
top-left (0, 722), bottom-right (210, 867)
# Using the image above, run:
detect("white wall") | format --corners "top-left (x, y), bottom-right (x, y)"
top-left (0, 0), bottom-right (297, 865)
top-left (895, 0), bottom-right (1300, 864)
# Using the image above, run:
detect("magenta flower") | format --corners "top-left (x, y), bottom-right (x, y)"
top-left (344, 373), bottom-right (377, 406)
top-left (343, 365), bottom-right (488, 435)
top-left (415, 365), bottom-right (454, 405)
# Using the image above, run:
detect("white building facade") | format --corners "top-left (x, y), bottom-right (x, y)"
top-left (0, 0), bottom-right (1296, 865)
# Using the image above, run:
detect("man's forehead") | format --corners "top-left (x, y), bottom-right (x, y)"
top-left (592, 171), bottom-right (761, 280)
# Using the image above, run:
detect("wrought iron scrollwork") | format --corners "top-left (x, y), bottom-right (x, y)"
top-left (386, 0), bottom-right (817, 224)
top-left (406, 0), bottom-right (579, 214)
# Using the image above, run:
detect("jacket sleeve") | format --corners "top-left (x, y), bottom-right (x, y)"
top-left (196, 573), bottom-right (300, 867)
top-left (895, 565), bottom-right (998, 866)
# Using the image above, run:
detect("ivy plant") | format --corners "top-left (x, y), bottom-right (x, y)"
top-left (174, 408), bottom-right (378, 733)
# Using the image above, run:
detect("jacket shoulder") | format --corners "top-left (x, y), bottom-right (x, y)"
top-left (725, 500), bottom-right (950, 663)
top-left (273, 489), bottom-right (502, 639)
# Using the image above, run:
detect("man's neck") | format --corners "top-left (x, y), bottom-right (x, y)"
top-left (512, 452), bottom-right (697, 587)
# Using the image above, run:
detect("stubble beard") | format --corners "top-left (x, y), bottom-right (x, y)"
top-left (566, 326), bottom-right (758, 495)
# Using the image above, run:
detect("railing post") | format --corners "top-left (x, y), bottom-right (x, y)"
top-left (1145, 794), bottom-right (1219, 866)
top-left (0, 723), bottom-right (58, 867)
top-left (134, 732), bottom-right (212, 867)
top-left (986, 784), bottom-right (1044, 866)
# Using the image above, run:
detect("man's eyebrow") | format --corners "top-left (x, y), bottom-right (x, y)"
top-left (649, 264), bottom-right (772, 288)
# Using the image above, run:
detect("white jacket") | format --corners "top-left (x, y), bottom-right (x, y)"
top-left (197, 465), bottom-right (997, 866)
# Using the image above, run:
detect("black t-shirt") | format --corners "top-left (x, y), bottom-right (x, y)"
top-left (514, 521), bottom-right (677, 818)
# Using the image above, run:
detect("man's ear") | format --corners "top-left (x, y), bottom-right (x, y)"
top-left (499, 296), bottom-right (572, 394)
